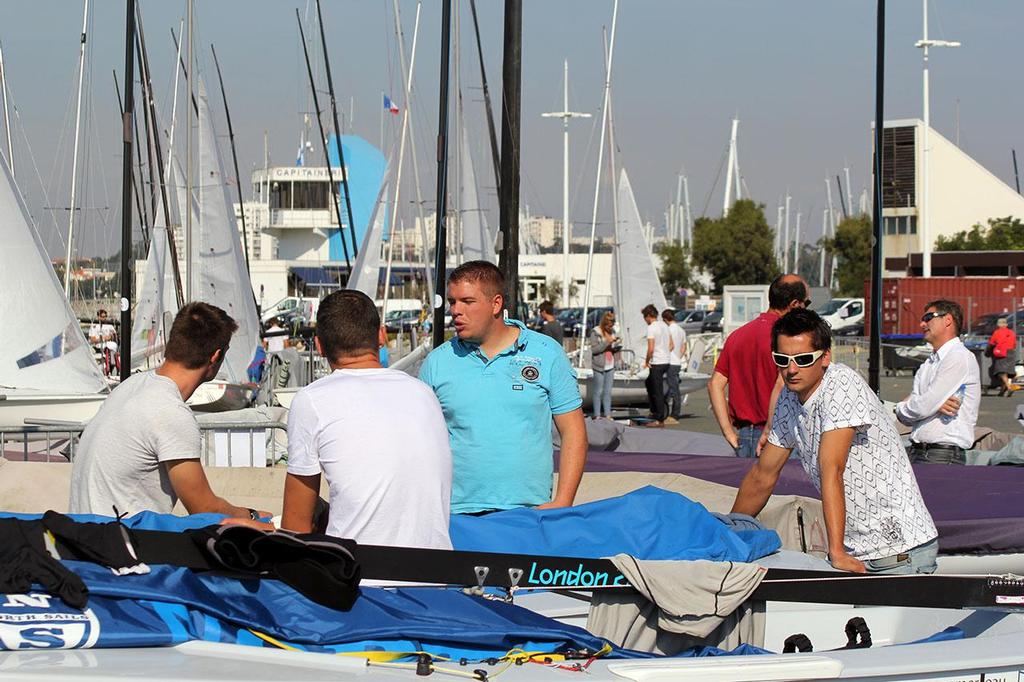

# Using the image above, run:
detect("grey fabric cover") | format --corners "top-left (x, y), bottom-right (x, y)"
top-left (552, 421), bottom-right (735, 456)
top-left (587, 555), bottom-right (766, 654)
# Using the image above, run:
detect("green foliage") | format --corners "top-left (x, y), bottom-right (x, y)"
top-left (538, 277), bottom-right (578, 306)
top-left (690, 199), bottom-right (779, 293)
top-left (935, 216), bottom-right (1024, 251)
top-left (653, 241), bottom-right (696, 298)
top-left (823, 215), bottom-right (872, 297)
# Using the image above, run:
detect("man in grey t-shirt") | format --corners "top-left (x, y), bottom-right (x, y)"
top-left (538, 300), bottom-right (564, 346)
top-left (70, 302), bottom-right (263, 519)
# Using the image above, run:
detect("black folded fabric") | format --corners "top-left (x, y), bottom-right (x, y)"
top-left (189, 525), bottom-right (361, 611)
top-left (40, 511), bottom-right (142, 570)
top-left (0, 518), bottom-right (89, 609)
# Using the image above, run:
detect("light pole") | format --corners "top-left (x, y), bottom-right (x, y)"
top-left (542, 60), bottom-right (589, 307)
top-left (915, 0), bottom-right (959, 278)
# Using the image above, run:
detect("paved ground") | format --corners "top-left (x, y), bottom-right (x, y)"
top-left (623, 351), bottom-right (1024, 439)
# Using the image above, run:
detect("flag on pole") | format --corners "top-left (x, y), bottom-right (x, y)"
top-left (383, 94), bottom-right (400, 115)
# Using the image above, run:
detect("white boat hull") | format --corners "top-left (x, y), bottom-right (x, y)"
top-left (187, 381), bottom-right (254, 413)
top-left (0, 391), bottom-right (107, 427)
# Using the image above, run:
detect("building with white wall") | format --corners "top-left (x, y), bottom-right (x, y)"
top-left (878, 119), bottom-right (1024, 276)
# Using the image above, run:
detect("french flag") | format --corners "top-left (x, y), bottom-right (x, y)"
top-left (383, 94), bottom-right (400, 115)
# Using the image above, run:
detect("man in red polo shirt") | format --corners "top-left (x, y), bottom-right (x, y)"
top-left (708, 274), bottom-right (808, 457)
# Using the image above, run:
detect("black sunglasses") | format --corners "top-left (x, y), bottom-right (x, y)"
top-left (921, 311), bottom-right (948, 323)
top-left (772, 350), bottom-right (825, 368)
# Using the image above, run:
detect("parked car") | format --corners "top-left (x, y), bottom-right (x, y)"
top-left (818, 298), bottom-right (865, 333)
top-left (969, 311), bottom-right (1024, 337)
top-left (700, 311), bottom-right (723, 333)
top-left (384, 310), bottom-right (422, 333)
top-left (570, 307), bottom-right (613, 338)
top-left (673, 309), bottom-right (709, 334)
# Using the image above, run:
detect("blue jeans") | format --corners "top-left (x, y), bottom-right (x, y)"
top-left (863, 538), bottom-right (939, 575)
top-left (591, 369), bottom-right (615, 418)
top-left (734, 425), bottom-right (763, 458)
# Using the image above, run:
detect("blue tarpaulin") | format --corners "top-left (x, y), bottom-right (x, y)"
top-left (450, 486), bottom-right (781, 563)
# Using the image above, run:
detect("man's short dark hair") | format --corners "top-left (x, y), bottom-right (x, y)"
top-left (164, 302), bottom-right (238, 369)
top-left (316, 289), bottom-right (380, 362)
top-left (641, 304), bottom-right (659, 319)
top-left (925, 299), bottom-right (963, 335)
top-left (97, 309), bottom-right (108, 317)
top-left (539, 300), bottom-right (555, 316)
top-left (768, 275), bottom-right (808, 311)
top-left (448, 260), bottom-right (506, 299)
top-left (661, 308), bottom-right (675, 322)
top-left (772, 308), bottom-right (832, 352)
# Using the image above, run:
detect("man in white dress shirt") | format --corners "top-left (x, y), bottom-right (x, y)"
top-left (896, 300), bottom-right (980, 465)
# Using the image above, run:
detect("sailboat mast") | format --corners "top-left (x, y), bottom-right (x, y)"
top-left (296, 9), bottom-right (352, 273)
top-left (390, 0), bottom-right (433, 303)
top-left (467, 0), bottom-right (501, 196)
top-left (793, 210), bottom-right (802, 272)
top-left (315, 0), bottom-right (359, 261)
top-left (137, 8), bottom-right (183, 308)
top-left (119, 0), bottom-right (138, 383)
top-left (431, 0), bottom-right (454, 347)
top-left (542, 60), bottom-right (590, 307)
top-left (497, 0), bottom-right (523, 316)
top-left (64, 0), bottom-right (90, 298)
top-left (0, 42), bottom-right (13, 176)
top-left (210, 44), bottom-right (250, 274)
top-left (722, 118), bottom-right (738, 217)
top-left (185, 0), bottom-right (193, 301)
top-left (112, 73), bottom-right (148, 252)
top-left (682, 175), bottom-right (691, 244)
top-left (578, 0), bottom-right (619, 365)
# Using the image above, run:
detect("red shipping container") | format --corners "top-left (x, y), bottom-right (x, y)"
top-left (864, 277), bottom-right (1024, 336)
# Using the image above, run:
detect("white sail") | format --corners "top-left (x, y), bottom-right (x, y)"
top-left (612, 168), bottom-right (667, 364)
top-left (194, 77), bottom-right (260, 384)
top-left (348, 164), bottom-right (392, 299)
top-left (459, 125), bottom-right (496, 264)
top-left (132, 181), bottom-right (181, 369)
top-left (0, 153), bottom-right (106, 394)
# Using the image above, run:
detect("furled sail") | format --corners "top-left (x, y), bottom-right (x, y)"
top-left (193, 77), bottom-right (260, 384)
top-left (347, 163), bottom-right (391, 299)
top-left (459, 125), bottom-right (496, 264)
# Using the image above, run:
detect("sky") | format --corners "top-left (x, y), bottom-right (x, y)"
top-left (2, 1), bottom-right (1022, 260)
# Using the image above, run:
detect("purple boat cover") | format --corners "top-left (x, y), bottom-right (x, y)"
top-left (556, 451), bottom-right (1024, 555)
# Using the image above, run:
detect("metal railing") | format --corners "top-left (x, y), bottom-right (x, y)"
top-left (0, 420), bottom-right (288, 467)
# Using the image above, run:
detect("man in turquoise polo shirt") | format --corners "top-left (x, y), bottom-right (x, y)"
top-left (420, 260), bottom-right (588, 514)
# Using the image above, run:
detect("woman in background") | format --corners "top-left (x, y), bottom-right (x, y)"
top-left (988, 316), bottom-right (1020, 396)
top-left (589, 312), bottom-right (620, 419)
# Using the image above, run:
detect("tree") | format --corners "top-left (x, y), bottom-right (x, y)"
top-left (538, 277), bottom-right (578, 307)
top-left (653, 241), bottom-right (697, 298)
top-left (690, 199), bottom-right (778, 293)
top-left (823, 215), bottom-right (871, 297)
top-left (935, 216), bottom-right (1024, 251)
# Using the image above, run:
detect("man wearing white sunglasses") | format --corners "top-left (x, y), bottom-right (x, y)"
top-left (730, 309), bottom-right (938, 574)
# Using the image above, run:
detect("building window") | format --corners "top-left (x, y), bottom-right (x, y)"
top-left (291, 182), bottom-right (330, 210)
top-left (270, 181), bottom-right (292, 210)
top-left (908, 216), bottom-right (918, 234)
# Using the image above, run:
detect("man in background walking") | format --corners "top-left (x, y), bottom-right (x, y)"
top-left (663, 308), bottom-right (686, 424)
top-left (538, 300), bottom-right (564, 347)
top-left (642, 304), bottom-right (672, 427)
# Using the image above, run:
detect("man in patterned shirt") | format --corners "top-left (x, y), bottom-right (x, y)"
top-left (730, 309), bottom-right (938, 574)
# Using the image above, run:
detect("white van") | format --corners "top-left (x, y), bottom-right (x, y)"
top-left (818, 297), bottom-right (865, 332)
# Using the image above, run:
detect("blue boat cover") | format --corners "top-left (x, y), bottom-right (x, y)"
top-left (450, 486), bottom-right (781, 562)
top-left (0, 491), bottom-right (778, 658)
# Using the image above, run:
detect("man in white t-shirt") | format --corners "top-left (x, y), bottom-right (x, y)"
top-left (262, 317), bottom-right (288, 354)
top-left (730, 308), bottom-right (938, 574)
top-left (282, 289), bottom-right (452, 550)
top-left (642, 304), bottom-right (673, 427)
top-left (662, 309), bottom-right (687, 424)
top-left (70, 302), bottom-right (262, 520)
